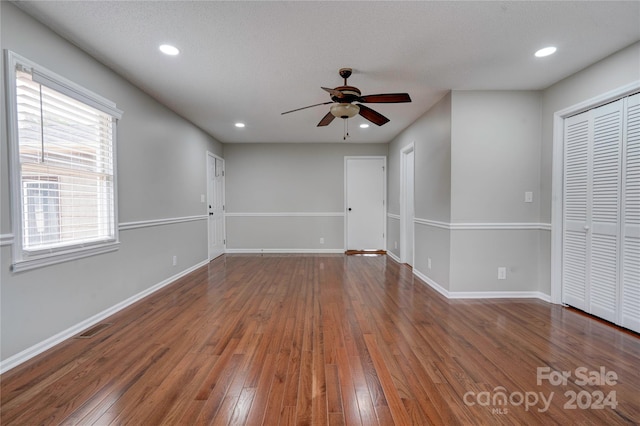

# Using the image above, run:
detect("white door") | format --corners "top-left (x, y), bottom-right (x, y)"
top-left (562, 100), bottom-right (622, 322)
top-left (401, 147), bottom-right (415, 265)
top-left (562, 109), bottom-right (590, 311)
top-left (561, 94), bottom-right (640, 333)
top-left (207, 153), bottom-right (225, 260)
top-left (620, 93), bottom-right (640, 332)
top-left (345, 157), bottom-right (386, 251)
top-left (588, 100), bottom-right (622, 323)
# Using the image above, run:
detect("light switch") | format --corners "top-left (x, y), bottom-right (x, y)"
top-left (498, 267), bottom-right (507, 280)
top-left (525, 191), bottom-right (533, 203)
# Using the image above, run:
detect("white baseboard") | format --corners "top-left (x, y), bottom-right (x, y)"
top-left (448, 290), bottom-right (552, 301)
top-left (413, 268), bottom-right (451, 298)
top-left (412, 268), bottom-right (551, 302)
top-left (0, 259), bottom-right (209, 374)
top-left (225, 248), bottom-right (344, 254)
top-left (386, 251), bottom-right (401, 263)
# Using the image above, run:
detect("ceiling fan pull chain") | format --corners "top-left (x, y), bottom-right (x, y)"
top-left (343, 118), bottom-right (350, 140)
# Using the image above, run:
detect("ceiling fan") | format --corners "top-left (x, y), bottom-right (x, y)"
top-left (281, 68), bottom-right (411, 127)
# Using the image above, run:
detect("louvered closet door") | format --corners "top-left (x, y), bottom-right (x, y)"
top-left (621, 93), bottom-right (640, 332)
top-left (589, 100), bottom-right (622, 323)
top-left (563, 111), bottom-right (591, 311)
top-left (562, 94), bottom-right (640, 334)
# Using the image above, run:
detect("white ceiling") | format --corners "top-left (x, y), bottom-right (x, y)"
top-left (13, 1), bottom-right (640, 144)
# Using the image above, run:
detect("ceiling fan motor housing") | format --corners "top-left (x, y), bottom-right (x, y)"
top-left (331, 85), bottom-right (361, 103)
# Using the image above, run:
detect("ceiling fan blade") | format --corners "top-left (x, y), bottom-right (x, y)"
top-left (321, 87), bottom-right (344, 98)
top-left (358, 93), bottom-right (411, 103)
top-left (357, 104), bottom-right (390, 126)
top-left (317, 111), bottom-right (336, 127)
top-left (282, 101), bottom-right (333, 115)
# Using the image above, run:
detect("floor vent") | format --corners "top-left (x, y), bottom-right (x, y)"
top-left (76, 323), bottom-right (113, 339)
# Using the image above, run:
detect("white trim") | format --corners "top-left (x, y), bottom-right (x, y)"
top-left (1, 234), bottom-right (14, 246)
top-left (386, 250), bottom-right (401, 263)
top-left (118, 215), bottom-right (207, 231)
top-left (11, 243), bottom-right (119, 273)
top-left (224, 212), bottom-right (344, 217)
top-left (0, 259), bottom-right (209, 374)
top-left (400, 143), bottom-right (415, 265)
top-left (413, 267), bottom-right (551, 302)
top-left (413, 268), bottom-right (450, 298)
top-left (450, 222), bottom-right (552, 231)
top-left (550, 80), bottom-right (640, 305)
top-left (225, 248), bottom-right (344, 254)
top-left (413, 218), bottom-right (451, 229)
top-left (31, 69), bottom-right (123, 119)
top-left (554, 80), bottom-right (640, 119)
top-left (448, 291), bottom-right (551, 302)
top-left (413, 217), bottom-right (551, 231)
top-left (387, 213), bottom-right (401, 220)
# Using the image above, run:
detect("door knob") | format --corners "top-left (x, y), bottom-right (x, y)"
top-left (583, 225), bottom-right (590, 231)
top-left (348, 208), bottom-right (352, 211)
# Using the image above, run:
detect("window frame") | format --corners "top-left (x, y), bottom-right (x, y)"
top-left (5, 50), bottom-right (123, 272)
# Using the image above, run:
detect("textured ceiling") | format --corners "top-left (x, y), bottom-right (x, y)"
top-left (13, 1), bottom-right (640, 143)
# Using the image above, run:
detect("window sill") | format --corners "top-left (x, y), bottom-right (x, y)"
top-left (12, 242), bottom-right (120, 273)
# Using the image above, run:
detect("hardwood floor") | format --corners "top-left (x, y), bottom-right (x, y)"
top-left (2, 254), bottom-right (639, 425)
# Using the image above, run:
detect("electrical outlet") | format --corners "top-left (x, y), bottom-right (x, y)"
top-left (200, 194), bottom-right (206, 203)
top-left (428, 258), bottom-right (432, 269)
top-left (319, 237), bottom-right (324, 244)
top-left (394, 241), bottom-right (398, 249)
top-left (172, 255), bottom-right (178, 266)
top-left (498, 267), bottom-right (507, 280)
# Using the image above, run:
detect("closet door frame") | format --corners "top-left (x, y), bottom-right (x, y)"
top-left (551, 80), bottom-right (640, 305)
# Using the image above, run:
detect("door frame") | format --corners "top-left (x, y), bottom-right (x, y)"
top-left (400, 143), bottom-right (415, 265)
top-left (550, 80), bottom-right (640, 304)
top-left (344, 156), bottom-right (387, 251)
top-left (206, 151), bottom-right (225, 261)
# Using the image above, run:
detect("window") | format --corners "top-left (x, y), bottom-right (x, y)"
top-left (6, 51), bottom-right (123, 272)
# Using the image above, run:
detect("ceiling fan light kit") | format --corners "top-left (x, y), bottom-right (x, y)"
top-left (330, 103), bottom-right (360, 119)
top-left (281, 67), bottom-right (411, 139)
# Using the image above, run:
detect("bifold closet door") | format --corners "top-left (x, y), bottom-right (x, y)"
top-left (562, 94), bottom-right (640, 334)
top-left (589, 100), bottom-right (622, 323)
top-left (562, 108), bottom-right (591, 312)
top-left (621, 93), bottom-right (640, 332)
top-left (562, 99), bottom-right (623, 322)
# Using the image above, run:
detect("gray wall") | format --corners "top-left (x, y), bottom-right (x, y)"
top-left (1, 2), bottom-right (222, 362)
top-left (223, 143), bottom-right (388, 251)
top-left (451, 91), bottom-right (541, 223)
top-left (449, 91), bottom-right (542, 293)
top-left (387, 41), bottom-right (639, 297)
top-left (388, 93), bottom-right (452, 288)
top-left (388, 91), bottom-right (544, 294)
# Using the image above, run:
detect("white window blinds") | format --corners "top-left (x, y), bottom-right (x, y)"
top-left (16, 69), bottom-right (116, 252)
top-left (7, 51), bottom-right (122, 271)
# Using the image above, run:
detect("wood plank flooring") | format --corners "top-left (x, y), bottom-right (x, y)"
top-left (2, 254), bottom-right (639, 425)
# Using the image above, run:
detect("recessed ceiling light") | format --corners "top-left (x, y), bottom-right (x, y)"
top-left (535, 46), bottom-right (557, 58)
top-left (359, 124), bottom-right (370, 128)
top-left (235, 122), bottom-right (245, 128)
top-left (159, 44), bottom-right (180, 56)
